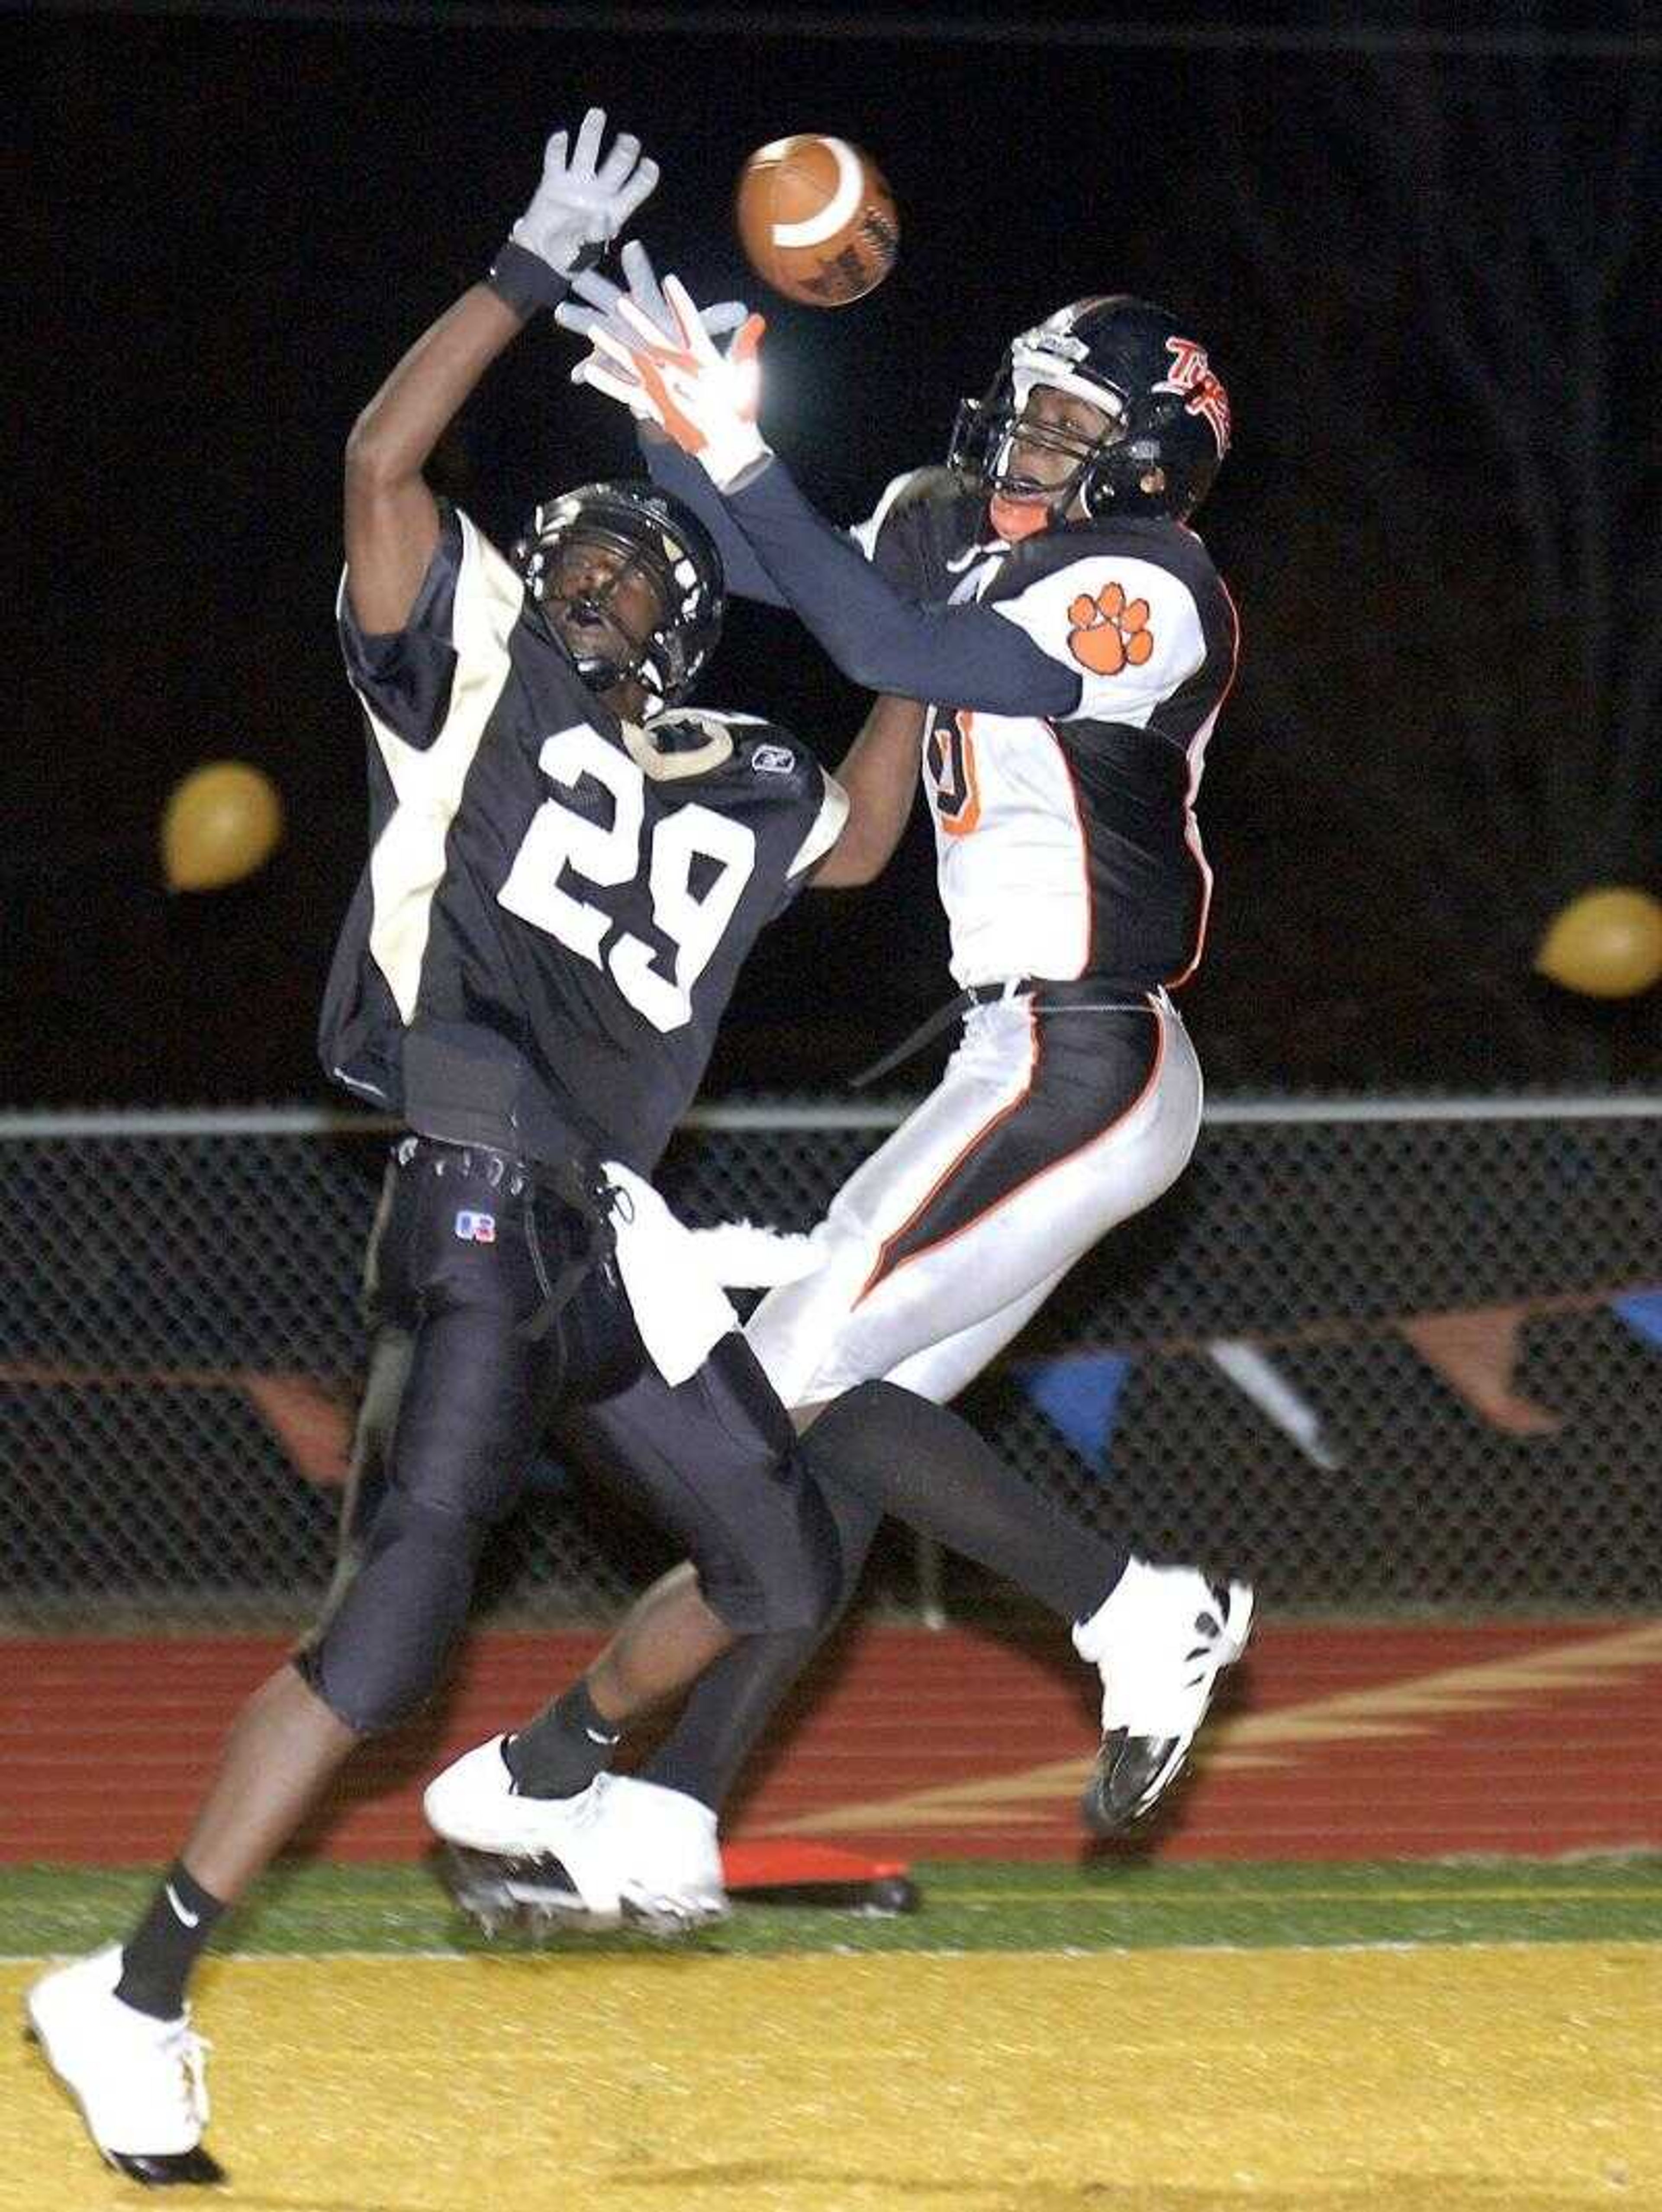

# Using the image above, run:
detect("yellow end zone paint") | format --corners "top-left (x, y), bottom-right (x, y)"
top-left (4, 1947), bottom-right (1659, 2212)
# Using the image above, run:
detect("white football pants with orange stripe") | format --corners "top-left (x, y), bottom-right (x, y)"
top-left (744, 988), bottom-right (1202, 1411)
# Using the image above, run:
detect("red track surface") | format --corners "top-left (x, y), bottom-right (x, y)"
top-left (3, 1618), bottom-right (1660, 1866)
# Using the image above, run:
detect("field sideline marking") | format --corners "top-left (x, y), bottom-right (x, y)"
top-left (5, 1933), bottom-right (1661, 1970)
top-left (3, 1939), bottom-right (1661, 1970)
top-left (941, 1883), bottom-right (1662, 1905)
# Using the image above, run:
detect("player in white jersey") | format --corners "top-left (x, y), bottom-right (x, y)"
top-left (578, 255), bottom-right (1240, 1413)
top-left (422, 250), bottom-right (1251, 1935)
top-left (685, 297), bottom-right (1232, 1390)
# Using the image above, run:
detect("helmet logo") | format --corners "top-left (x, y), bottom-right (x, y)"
top-left (1153, 337), bottom-right (1231, 456)
top-left (1021, 316), bottom-right (1089, 366)
top-left (1067, 582), bottom-right (1155, 676)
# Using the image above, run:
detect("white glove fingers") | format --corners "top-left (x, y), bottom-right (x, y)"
top-left (541, 130), bottom-right (569, 179)
top-left (596, 131), bottom-right (641, 191)
top-left (574, 358), bottom-right (653, 416)
top-left (563, 264), bottom-right (624, 316)
top-left (619, 237), bottom-right (662, 292)
top-left (553, 302), bottom-right (606, 343)
top-left (618, 239), bottom-right (673, 333)
top-left (702, 302), bottom-right (750, 338)
top-left (572, 106), bottom-right (607, 179)
top-left (662, 275), bottom-right (714, 357)
top-left (611, 158), bottom-right (659, 228)
top-left (590, 325), bottom-right (649, 373)
top-left (615, 296), bottom-right (674, 351)
top-left (573, 352), bottom-right (641, 393)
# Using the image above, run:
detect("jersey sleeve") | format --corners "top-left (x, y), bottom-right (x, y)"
top-left (337, 502), bottom-right (525, 750)
top-left (847, 469), bottom-right (927, 573)
top-left (724, 457), bottom-right (1080, 715)
top-left (787, 767), bottom-right (850, 880)
top-left (848, 466), bottom-right (972, 598)
top-left (989, 551), bottom-right (1208, 728)
top-left (638, 428), bottom-right (791, 607)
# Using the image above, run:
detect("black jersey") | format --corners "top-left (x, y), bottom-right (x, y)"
top-left (319, 503), bottom-right (844, 1174)
top-left (854, 468), bottom-right (1239, 990)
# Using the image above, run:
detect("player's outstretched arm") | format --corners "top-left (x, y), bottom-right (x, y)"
top-left (343, 110), bottom-right (658, 637)
top-left (810, 694), bottom-right (925, 888)
top-left (571, 256), bottom-right (1079, 717)
top-left (344, 287), bottom-right (528, 636)
top-left (555, 244), bottom-right (789, 605)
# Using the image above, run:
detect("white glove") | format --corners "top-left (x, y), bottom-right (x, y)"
top-left (581, 266), bottom-right (771, 490)
top-left (556, 241), bottom-right (747, 422)
top-left (489, 109), bottom-right (658, 316)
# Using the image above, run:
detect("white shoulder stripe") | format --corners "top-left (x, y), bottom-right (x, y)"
top-left (788, 769), bottom-right (850, 878)
top-left (364, 511), bottom-right (523, 1022)
top-left (848, 469), bottom-right (924, 561)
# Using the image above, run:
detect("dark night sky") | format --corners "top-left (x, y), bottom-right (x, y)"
top-left (8, 3), bottom-right (1662, 1106)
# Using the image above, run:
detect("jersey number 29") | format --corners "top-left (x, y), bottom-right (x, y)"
top-left (499, 724), bottom-right (755, 1033)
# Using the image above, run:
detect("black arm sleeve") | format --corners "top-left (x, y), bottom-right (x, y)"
top-left (637, 430), bottom-right (790, 607)
top-left (725, 457), bottom-right (1082, 716)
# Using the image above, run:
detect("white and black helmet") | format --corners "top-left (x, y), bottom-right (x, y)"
top-left (950, 296), bottom-right (1232, 522)
top-left (514, 479), bottom-right (725, 709)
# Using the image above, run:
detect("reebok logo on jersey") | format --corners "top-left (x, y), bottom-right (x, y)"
top-left (454, 1210), bottom-right (496, 1243)
top-left (1067, 582), bottom-right (1155, 676)
top-left (750, 744), bottom-right (796, 775)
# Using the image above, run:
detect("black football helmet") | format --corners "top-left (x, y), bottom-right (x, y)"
top-left (949, 296), bottom-right (1232, 523)
top-left (514, 480), bottom-right (724, 712)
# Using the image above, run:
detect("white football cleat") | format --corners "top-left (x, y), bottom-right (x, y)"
top-left (1073, 1558), bottom-right (1254, 1833)
top-left (593, 1775), bottom-right (729, 1934)
top-left (424, 1742), bottom-right (728, 1937)
top-left (422, 1737), bottom-right (622, 1929)
top-left (25, 1945), bottom-right (222, 2186)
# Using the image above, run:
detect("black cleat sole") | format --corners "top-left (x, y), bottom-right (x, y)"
top-left (440, 1843), bottom-right (602, 1936)
top-left (1081, 1729), bottom-right (1182, 1836)
top-left (104, 2145), bottom-right (226, 2187)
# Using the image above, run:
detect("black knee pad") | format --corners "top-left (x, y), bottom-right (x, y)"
top-left (298, 1490), bottom-right (490, 1733)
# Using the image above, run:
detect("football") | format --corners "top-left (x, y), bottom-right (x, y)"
top-left (734, 135), bottom-right (899, 308)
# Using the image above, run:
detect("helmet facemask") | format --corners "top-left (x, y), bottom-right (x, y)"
top-left (993, 371), bottom-right (1127, 513)
top-left (532, 529), bottom-right (673, 703)
top-left (515, 483), bottom-right (725, 716)
top-left (951, 297), bottom-right (1229, 529)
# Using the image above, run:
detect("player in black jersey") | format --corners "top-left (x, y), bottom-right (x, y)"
top-left (420, 251), bottom-right (1253, 1930)
top-left (24, 111), bottom-right (862, 2188)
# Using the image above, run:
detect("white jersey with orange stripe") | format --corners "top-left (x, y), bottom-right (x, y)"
top-left (853, 469), bottom-right (1239, 991)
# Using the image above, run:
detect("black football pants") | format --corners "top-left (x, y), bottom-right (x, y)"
top-left (301, 1137), bottom-right (841, 1734)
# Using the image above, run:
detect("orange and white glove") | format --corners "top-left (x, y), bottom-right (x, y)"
top-left (573, 263), bottom-right (770, 491)
top-left (557, 242), bottom-right (749, 423)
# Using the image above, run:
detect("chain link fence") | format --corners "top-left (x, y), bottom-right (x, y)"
top-left (2, 1099), bottom-right (1658, 1630)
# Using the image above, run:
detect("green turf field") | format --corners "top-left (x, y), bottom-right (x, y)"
top-left (6, 1852), bottom-right (1662, 1957)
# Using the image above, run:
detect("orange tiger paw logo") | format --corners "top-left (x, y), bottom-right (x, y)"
top-left (1067, 582), bottom-right (1155, 675)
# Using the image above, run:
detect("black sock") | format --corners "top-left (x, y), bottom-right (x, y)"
top-left (502, 1678), bottom-right (622, 1798)
top-left (802, 1382), bottom-right (1130, 1624)
top-left (116, 1862), bottom-right (225, 2020)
